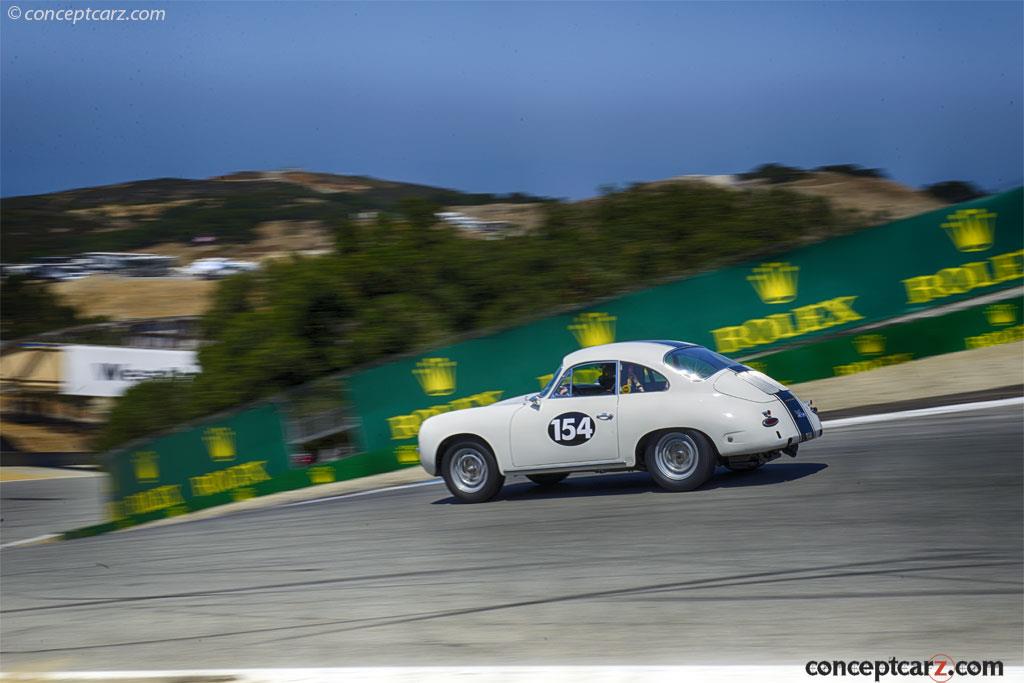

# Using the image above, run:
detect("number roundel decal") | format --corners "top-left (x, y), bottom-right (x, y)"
top-left (548, 412), bottom-right (595, 446)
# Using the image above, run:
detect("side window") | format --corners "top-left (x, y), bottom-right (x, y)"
top-left (620, 362), bottom-right (669, 394)
top-left (553, 361), bottom-right (617, 397)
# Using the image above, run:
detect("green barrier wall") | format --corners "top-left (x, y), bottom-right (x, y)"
top-left (102, 402), bottom-right (292, 524)
top-left (348, 189), bottom-right (1023, 465)
top-left (747, 298), bottom-right (1024, 387)
top-left (72, 189), bottom-right (1022, 538)
top-left (82, 401), bottom-right (438, 536)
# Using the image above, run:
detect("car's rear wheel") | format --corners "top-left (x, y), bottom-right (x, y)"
top-left (441, 439), bottom-right (504, 503)
top-left (527, 472), bottom-right (569, 487)
top-left (645, 430), bottom-right (716, 492)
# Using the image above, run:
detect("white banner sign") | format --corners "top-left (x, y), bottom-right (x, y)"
top-left (61, 345), bottom-right (200, 397)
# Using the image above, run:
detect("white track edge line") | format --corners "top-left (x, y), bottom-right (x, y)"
top-left (821, 396), bottom-right (1023, 428)
top-left (283, 479), bottom-right (444, 507)
top-left (0, 533), bottom-right (59, 550)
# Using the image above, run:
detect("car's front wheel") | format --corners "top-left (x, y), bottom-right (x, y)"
top-left (645, 430), bottom-right (716, 492)
top-left (441, 439), bottom-right (504, 503)
top-left (527, 472), bottom-right (569, 487)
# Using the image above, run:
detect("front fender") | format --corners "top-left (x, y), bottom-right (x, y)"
top-left (417, 402), bottom-right (524, 475)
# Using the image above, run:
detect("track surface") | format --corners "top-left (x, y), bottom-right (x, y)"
top-left (1, 473), bottom-right (105, 545)
top-left (1, 405), bottom-right (1021, 671)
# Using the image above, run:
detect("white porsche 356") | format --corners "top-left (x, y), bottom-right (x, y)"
top-left (418, 340), bottom-right (823, 502)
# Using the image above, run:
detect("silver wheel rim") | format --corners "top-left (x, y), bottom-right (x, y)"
top-left (451, 447), bottom-right (488, 493)
top-left (655, 433), bottom-right (699, 481)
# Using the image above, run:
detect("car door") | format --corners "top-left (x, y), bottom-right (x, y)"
top-left (509, 360), bottom-right (621, 469)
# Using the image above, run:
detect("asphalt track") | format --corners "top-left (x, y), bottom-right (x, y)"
top-left (1, 403), bottom-right (1021, 671)
top-left (0, 473), bottom-right (105, 546)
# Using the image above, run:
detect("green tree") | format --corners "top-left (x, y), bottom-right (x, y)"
top-left (924, 180), bottom-right (986, 204)
top-left (95, 378), bottom-right (195, 452)
top-left (1, 276), bottom-right (101, 340)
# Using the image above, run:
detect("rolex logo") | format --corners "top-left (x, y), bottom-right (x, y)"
top-left (568, 312), bottom-right (616, 348)
top-left (413, 357), bottom-right (457, 396)
top-left (203, 427), bottom-right (236, 461)
top-left (132, 451), bottom-right (159, 483)
top-left (748, 263), bottom-right (799, 304)
top-left (985, 303), bottom-right (1017, 326)
top-left (853, 334), bottom-right (886, 356)
top-left (942, 208), bottom-right (996, 253)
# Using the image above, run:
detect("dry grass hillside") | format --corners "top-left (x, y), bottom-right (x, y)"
top-left (8, 166), bottom-right (961, 325)
top-left (136, 220), bottom-right (335, 261)
top-left (53, 276), bottom-right (218, 319)
top-left (649, 171), bottom-right (947, 223)
top-left (765, 172), bottom-right (947, 221)
top-left (1, 171), bottom-right (544, 262)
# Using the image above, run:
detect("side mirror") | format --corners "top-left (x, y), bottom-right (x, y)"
top-left (529, 394), bottom-right (541, 410)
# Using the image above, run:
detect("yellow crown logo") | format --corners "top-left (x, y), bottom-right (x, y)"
top-left (413, 357), bottom-right (457, 396)
top-left (132, 451), bottom-right (159, 483)
top-left (747, 262), bottom-right (799, 304)
top-left (942, 208), bottom-right (996, 253)
top-left (985, 303), bottom-right (1017, 326)
top-left (203, 427), bottom-right (236, 461)
top-left (853, 334), bottom-right (886, 356)
top-left (568, 312), bottom-right (616, 347)
top-left (395, 444), bottom-right (420, 465)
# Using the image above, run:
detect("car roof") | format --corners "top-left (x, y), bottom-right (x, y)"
top-left (561, 340), bottom-right (698, 368)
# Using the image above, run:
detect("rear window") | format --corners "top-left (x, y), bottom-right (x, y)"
top-left (664, 347), bottom-right (741, 380)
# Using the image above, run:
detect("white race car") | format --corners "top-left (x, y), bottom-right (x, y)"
top-left (418, 340), bottom-right (823, 502)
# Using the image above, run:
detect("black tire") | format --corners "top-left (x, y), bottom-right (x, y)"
top-left (644, 429), bottom-right (716, 492)
top-left (441, 438), bottom-right (504, 503)
top-left (527, 472), bottom-right (570, 487)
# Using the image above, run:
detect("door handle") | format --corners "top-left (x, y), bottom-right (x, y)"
top-left (596, 412), bottom-right (614, 421)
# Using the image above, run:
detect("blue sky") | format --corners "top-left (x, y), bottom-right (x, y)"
top-left (1, 1), bottom-right (1021, 199)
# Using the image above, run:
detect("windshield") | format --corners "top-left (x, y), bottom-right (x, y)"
top-left (664, 346), bottom-right (743, 380)
top-left (538, 366), bottom-right (562, 397)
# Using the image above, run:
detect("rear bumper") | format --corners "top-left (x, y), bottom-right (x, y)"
top-left (715, 391), bottom-right (822, 457)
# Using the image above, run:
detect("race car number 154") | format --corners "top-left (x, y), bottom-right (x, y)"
top-left (548, 412), bottom-right (595, 446)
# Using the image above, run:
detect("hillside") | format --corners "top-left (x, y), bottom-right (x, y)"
top-left (0, 171), bottom-right (546, 262)
top-left (2, 167), bottom-right (956, 263)
top-left (645, 169), bottom-right (948, 224)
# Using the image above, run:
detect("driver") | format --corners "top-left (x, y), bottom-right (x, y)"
top-left (596, 363), bottom-right (617, 394)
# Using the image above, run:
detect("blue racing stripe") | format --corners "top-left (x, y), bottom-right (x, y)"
top-left (776, 389), bottom-right (814, 440)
